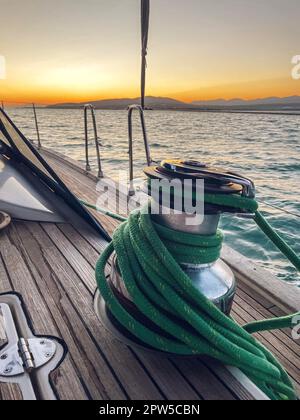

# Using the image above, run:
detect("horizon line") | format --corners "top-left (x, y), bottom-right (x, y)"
top-left (2, 93), bottom-right (300, 107)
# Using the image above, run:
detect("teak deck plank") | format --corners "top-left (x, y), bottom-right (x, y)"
top-left (198, 356), bottom-right (256, 401)
top-left (222, 245), bottom-right (300, 314)
top-left (234, 292), bottom-right (300, 354)
top-left (0, 383), bottom-right (23, 401)
top-left (232, 305), bottom-right (300, 388)
top-left (232, 309), bottom-right (300, 396)
top-left (25, 222), bottom-right (163, 400)
top-left (235, 281), bottom-right (275, 310)
top-left (131, 351), bottom-right (201, 400)
top-left (0, 227), bottom-right (88, 400)
top-left (0, 253), bottom-right (12, 292)
top-left (167, 357), bottom-right (238, 401)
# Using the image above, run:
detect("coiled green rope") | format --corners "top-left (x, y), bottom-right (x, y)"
top-left (92, 194), bottom-right (300, 401)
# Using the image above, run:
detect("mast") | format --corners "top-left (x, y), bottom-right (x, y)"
top-left (141, 0), bottom-right (150, 110)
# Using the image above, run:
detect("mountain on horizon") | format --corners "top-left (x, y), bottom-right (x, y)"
top-left (48, 96), bottom-right (192, 110)
top-left (191, 95), bottom-right (300, 107)
top-left (48, 95), bottom-right (300, 111)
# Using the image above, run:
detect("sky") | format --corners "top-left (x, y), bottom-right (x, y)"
top-left (0, 0), bottom-right (299, 104)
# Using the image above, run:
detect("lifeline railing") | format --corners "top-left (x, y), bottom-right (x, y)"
top-left (1, 101), bottom-right (42, 149)
top-left (84, 104), bottom-right (104, 179)
top-left (128, 104), bottom-right (153, 195)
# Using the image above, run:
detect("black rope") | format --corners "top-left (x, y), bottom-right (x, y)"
top-left (141, 0), bottom-right (150, 110)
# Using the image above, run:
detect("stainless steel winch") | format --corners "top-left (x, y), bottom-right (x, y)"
top-left (95, 159), bottom-right (256, 346)
top-left (142, 159), bottom-right (256, 315)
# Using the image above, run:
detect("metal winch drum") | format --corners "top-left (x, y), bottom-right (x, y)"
top-left (95, 159), bottom-right (256, 351)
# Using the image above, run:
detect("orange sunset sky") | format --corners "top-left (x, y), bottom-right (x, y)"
top-left (0, 0), bottom-right (299, 104)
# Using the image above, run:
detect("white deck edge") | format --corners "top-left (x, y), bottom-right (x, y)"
top-left (226, 366), bottom-right (269, 401)
top-left (222, 245), bottom-right (300, 314)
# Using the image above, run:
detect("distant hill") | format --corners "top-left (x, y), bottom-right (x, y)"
top-left (191, 96), bottom-right (300, 111)
top-left (48, 95), bottom-right (300, 112)
top-left (48, 96), bottom-right (193, 110)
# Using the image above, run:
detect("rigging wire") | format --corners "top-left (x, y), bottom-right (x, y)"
top-left (258, 200), bottom-right (300, 219)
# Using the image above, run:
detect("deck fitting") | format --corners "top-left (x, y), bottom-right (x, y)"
top-left (0, 338), bottom-right (57, 377)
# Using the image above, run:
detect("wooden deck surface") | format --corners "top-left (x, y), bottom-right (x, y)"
top-left (0, 148), bottom-right (299, 400)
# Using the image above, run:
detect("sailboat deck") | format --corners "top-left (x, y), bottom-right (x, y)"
top-left (0, 147), bottom-right (299, 400)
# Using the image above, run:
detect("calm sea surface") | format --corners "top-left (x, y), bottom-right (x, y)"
top-left (6, 108), bottom-right (300, 284)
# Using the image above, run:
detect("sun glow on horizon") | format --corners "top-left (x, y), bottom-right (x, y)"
top-left (1, 0), bottom-right (300, 105)
top-left (1, 76), bottom-right (298, 106)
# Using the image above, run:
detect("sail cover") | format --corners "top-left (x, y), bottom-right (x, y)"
top-left (0, 107), bottom-right (111, 240)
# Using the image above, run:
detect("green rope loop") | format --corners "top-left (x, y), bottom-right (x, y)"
top-left (92, 192), bottom-right (300, 401)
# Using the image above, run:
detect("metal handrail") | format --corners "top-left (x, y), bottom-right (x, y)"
top-left (128, 104), bottom-right (152, 194)
top-left (84, 104), bottom-right (104, 178)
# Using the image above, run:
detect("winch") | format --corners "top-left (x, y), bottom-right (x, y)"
top-left (96, 159), bottom-right (256, 349)
top-left (143, 159), bottom-right (255, 314)
top-left (94, 160), bottom-right (298, 401)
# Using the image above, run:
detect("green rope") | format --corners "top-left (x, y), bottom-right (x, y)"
top-left (79, 200), bottom-right (127, 222)
top-left (90, 193), bottom-right (299, 400)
